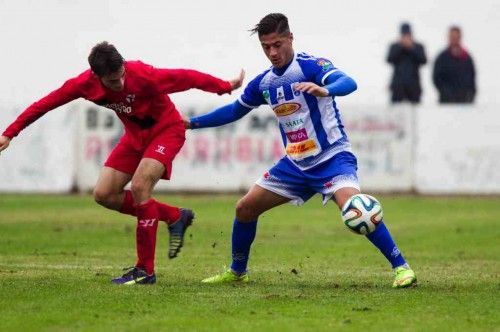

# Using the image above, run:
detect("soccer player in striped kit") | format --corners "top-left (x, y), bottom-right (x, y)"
top-left (0, 41), bottom-right (244, 285)
top-left (188, 13), bottom-right (416, 288)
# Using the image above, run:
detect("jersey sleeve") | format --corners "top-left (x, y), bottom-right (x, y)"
top-left (238, 73), bottom-right (266, 108)
top-left (2, 77), bottom-right (82, 138)
top-left (150, 66), bottom-right (232, 95)
top-left (300, 56), bottom-right (339, 86)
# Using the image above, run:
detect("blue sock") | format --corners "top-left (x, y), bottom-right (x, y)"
top-left (230, 218), bottom-right (257, 274)
top-left (366, 222), bottom-right (407, 268)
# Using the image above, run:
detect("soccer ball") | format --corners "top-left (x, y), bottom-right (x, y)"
top-left (341, 194), bottom-right (383, 235)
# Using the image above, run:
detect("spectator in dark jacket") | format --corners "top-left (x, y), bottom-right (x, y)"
top-left (433, 26), bottom-right (476, 103)
top-left (387, 23), bottom-right (427, 103)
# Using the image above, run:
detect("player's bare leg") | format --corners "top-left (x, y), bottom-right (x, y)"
top-left (235, 184), bottom-right (291, 222)
top-left (334, 187), bottom-right (416, 288)
top-left (130, 158), bottom-right (164, 204)
top-left (94, 164), bottom-right (185, 226)
top-left (332, 186), bottom-right (360, 210)
top-left (93, 167), bottom-right (132, 211)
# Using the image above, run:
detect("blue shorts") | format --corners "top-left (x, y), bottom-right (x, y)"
top-left (256, 152), bottom-right (360, 206)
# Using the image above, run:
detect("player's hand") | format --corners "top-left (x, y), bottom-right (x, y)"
top-left (0, 135), bottom-right (11, 154)
top-left (229, 69), bottom-right (245, 91)
top-left (182, 117), bottom-right (192, 129)
top-left (294, 82), bottom-right (329, 97)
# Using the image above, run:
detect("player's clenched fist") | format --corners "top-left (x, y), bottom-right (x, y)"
top-left (0, 135), bottom-right (10, 153)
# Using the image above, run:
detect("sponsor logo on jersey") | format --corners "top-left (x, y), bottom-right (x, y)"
top-left (155, 145), bottom-right (166, 155)
top-left (317, 59), bottom-right (333, 72)
top-left (105, 103), bottom-right (132, 114)
top-left (273, 102), bottom-right (301, 117)
top-left (286, 128), bottom-right (308, 143)
top-left (283, 118), bottom-right (305, 129)
top-left (286, 139), bottom-right (318, 157)
top-left (126, 94), bottom-right (135, 103)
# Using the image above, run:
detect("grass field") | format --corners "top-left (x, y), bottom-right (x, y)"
top-left (0, 194), bottom-right (499, 331)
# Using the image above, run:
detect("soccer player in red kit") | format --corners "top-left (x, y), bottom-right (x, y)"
top-left (0, 41), bottom-right (244, 285)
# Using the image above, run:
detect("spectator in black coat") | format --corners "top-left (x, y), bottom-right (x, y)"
top-left (387, 23), bottom-right (427, 104)
top-left (433, 26), bottom-right (476, 103)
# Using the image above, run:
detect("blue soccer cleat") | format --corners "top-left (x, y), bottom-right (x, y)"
top-left (168, 208), bottom-right (195, 259)
top-left (111, 267), bottom-right (156, 285)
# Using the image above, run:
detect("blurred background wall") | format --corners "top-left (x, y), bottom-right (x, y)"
top-left (0, 0), bottom-right (499, 193)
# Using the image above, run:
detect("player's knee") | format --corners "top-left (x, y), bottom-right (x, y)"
top-left (235, 199), bottom-right (260, 221)
top-left (130, 177), bottom-right (152, 201)
top-left (93, 187), bottom-right (112, 207)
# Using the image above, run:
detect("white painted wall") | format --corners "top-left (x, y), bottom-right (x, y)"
top-left (0, 0), bottom-right (498, 110)
top-left (1, 0), bottom-right (499, 193)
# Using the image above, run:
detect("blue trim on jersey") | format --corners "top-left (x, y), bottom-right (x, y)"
top-left (269, 87), bottom-right (278, 105)
top-left (332, 101), bottom-right (346, 137)
top-left (297, 55), bottom-right (335, 85)
top-left (239, 70), bottom-right (270, 107)
top-left (278, 123), bottom-right (287, 147)
top-left (303, 93), bottom-right (330, 150)
top-left (283, 83), bottom-right (294, 101)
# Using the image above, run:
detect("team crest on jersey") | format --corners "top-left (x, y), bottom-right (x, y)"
top-left (262, 90), bottom-right (270, 103)
top-left (273, 103), bottom-right (301, 117)
top-left (126, 94), bottom-right (135, 104)
top-left (317, 59), bottom-right (333, 72)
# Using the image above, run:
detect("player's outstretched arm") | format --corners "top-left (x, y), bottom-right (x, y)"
top-left (188, 100), bottom-right (253, 130)
top-left (0, 135), bottom-right (11, 153)
top-left (1, 78), bottom-right (80, 139)
top-left (155, 68), bottom-right (245, 95)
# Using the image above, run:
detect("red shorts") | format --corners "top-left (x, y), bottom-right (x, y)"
top-left (104, 125), bottom-right (186, 180)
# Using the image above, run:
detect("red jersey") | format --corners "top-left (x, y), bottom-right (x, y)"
top-left (3, 61), bottom-right (232, 148)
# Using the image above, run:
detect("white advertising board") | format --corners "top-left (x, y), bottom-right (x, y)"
top-left (341, 105), bottom-right (414, 192)
top-left (74, 102), bottom-right (413, 193)
top-left (0, 106), bottom-right (75, 192)
top-left (415, 104), bottom-right (500, 194)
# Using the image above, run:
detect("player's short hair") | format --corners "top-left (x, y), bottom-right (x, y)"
top-left (250, 13), bottom-right (290, 37)
top-left (88, 41), bottom-right (124, 77)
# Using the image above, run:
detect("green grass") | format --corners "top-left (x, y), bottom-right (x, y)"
top-left (0, 194), bottom-right (499, 331)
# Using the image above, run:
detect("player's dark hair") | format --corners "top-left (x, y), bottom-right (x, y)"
top-left (250, 13), bottom-right (290, 37)
top-left (88, 41), bottom-right (124, 77)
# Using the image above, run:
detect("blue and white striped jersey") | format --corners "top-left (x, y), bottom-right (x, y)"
top-left (238, 52), bottom-right (352, 170)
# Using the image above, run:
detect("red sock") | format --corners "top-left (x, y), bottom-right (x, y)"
top-left (120, 190), bottom-right (180, 224)
top-left (135, 199), bottom-right (159, 275)
top-left (120, 190), bottom-right (136, 216)
top-left (155, 201), bottom-right (181, 224)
